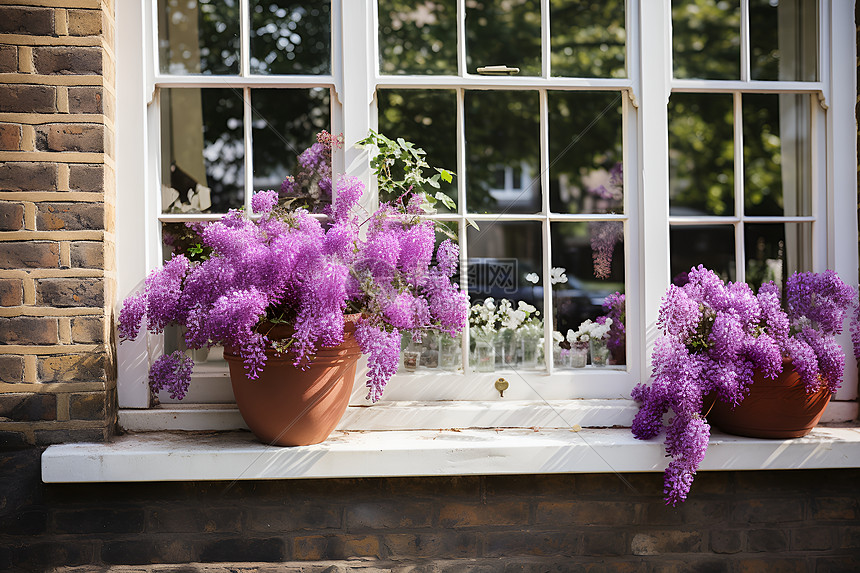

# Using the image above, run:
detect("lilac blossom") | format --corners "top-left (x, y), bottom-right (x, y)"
top-left (589, 221), bottom-right (623, 279)
top-left (251, 190), bottom-right (279, 214)
top-left (149, 350), bottom-right (194, 400)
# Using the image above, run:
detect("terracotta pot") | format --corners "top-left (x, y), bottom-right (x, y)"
top-left (706, 358), bottom-right (832, 439)
top-left (224, 318), bottom-right (362, 446)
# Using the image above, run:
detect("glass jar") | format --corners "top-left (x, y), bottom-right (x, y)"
top-left (570, 342), bottom-right (588, 368)
top-left (590, 337), bottom-right (610, 367)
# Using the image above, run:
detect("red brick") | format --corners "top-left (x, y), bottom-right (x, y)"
top-left (0, 46), bottom-right (16, 73)
top-left (345, 502), bottom-right (433, 529)
top-left (33, 47), bottom-right (102, 75)
top-left (382, 533), bottom-right (478, 559)
top-left (0, 163), bottom-right (58, 192)
top-left (0, 242), bottom-right (59, 269)
top-left (0, 354), bottom-right (24, 383)
top-left (70, 317), bottom-right (104, 343)
top-left (0, 317), bottom-right (59, 345)
top-left (36, 278), bottom-right (104, 307)
top-left (535, 500), bottom-right (637, 526)
top-left (67, 9), bottom-right (102, 36)
top-left (67, 87), bottom-right (103, 114)
top-left (0, 85), bottom-right (57, 114)
top-left (811, 497), bottom-right (859, 520)
top-left (790, 527), bottom-right (832, 551)
top-left (738, 558), bottom-right (806, 573)
top-left (38, 353), bottom-right (107, 382)
top-left (69, 242), bottom-right (103, 268)
top-left (0, 393), bottom-right (56, 422)
top-left (36, 203), bottom-right (104, 231)
top-left (0, 278), bottom-right (23, 306)
top-left (292, 534), bottom-right (381, 560)
top-left (37, 124), bottom-right (104, 153)
top-left (438, 501), bottom-right (529, 528)
top-left (0, 123), bottom-right (21, 151)
top-left (0, 201), bottom-right (23, 230)
top-left (0, 6), bottom-right (54, 35)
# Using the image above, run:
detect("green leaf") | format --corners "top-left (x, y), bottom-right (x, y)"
top-left (435, 192), bottom-right (456, 210)
top-left (467, 218), bottom-right (480, 231)
top-left (437, 168), bottom-right (454, 184)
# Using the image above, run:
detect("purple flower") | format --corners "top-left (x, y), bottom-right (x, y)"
top-left (251, 190), bottom-right (279, 214)
top-left (149, 350), bottom-right (194, 400)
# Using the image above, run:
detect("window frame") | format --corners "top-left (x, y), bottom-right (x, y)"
top-left (115, 0), bottom-right (858, 427)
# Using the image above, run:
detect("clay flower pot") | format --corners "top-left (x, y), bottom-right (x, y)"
top-left (224, 319), bottom-right (362, 446)
top-left (706, 358), bottom-right (832, 439)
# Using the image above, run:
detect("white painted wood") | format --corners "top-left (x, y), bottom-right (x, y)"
top-left (42, 426), bottom-right (860, 483)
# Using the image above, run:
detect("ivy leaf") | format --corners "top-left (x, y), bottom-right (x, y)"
top-left (435, 192), bottom-right (456, 210)
top-left (437, 168), bottom-right (454, 184)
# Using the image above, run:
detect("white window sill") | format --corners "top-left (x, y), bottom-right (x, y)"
top-left (41, 425), bottom-right (860, 483)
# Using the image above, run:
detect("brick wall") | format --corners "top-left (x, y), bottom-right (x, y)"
top-left (0, 453), bottom-right (858, 571)
top-left (0, 0), bottom-right (117, 445)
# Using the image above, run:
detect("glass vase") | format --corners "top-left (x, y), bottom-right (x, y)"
top-left (439, 333), bottom-right (462, 371)
top-left (553, 345), bottom-right (570, 368)
top-left (518, 332), bottom-right (542, 369)
top-left (570, 342), bottom-right (588, 368)
top-left (472, 332), bottom-right (496, 372)
top-left (590, 337), bottom-right (610, 367)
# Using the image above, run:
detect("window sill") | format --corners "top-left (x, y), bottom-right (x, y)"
top-left (41, 425), bottom-right (860, 483)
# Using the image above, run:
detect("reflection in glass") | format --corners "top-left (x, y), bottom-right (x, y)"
top-left (250, 1), bottom-right (330, 75)
top-left (749, 0), bottom-right (817, 81)
top-left (550, 0), bottom-right (626, 78)
top-left (670, 225), bottom-right (736, 284)
top-left (251, 88), bottom-right (330, 195)
top-left (549, 91), bottom-right (624, 214)
top-left (466, 0), bottom-right (541, 76)
top-left (672, 0), bottom-right (740, 80)
top-left (668, 93), bottom-right (734, 216)
top-left (551, 222), bottom-right (625, 365)
top-left (378, 0), bottom-right (457, 75)
top-left (465, 91), bottom-right (540, 214)
top-left (158, 0), bottom-right (240, 75)
top-left (743, 94), bottom-right (811, 217)
top-left (745, 223), bottom-right (812, 290)
top-left (378, 89), bottom-right (458, 210)
top-left (160, 89), bottom-right (244, 214)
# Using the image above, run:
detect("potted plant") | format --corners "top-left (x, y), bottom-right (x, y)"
top-left (631, 265), bottom-right (856, 505)
top-left (118, 133), bottom-right (469, 446)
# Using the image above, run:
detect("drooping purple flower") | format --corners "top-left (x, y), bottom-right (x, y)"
top-left (149, 350), bottom-right (194, 401)
top-left (251, 190), bottom-right (279, 214)
top-left (354, 320), bottom-right (400, 402)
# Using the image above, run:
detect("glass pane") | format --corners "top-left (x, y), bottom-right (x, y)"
top-left (158, 0), bottom-right (240, 75)
top-left (250, 1), bottom-right (331, 75)
top-left (465, 221), bottom-right (544, 370)
top-left (251, 88), bottom-right (330, 200)
top-left (378, 0), bottom-right (458, 75)
top-left (550, 0), bottom-right (626, 78)
top-left (465, 90), bottom-right (540, 214)
top-left (743, 94), bottom-right (811, 217)
top-left (745, 222), bottom-right (812, 290)
top-left (378, 89), bottom-right (458, 210)
top-left (551, 222), bottom-right (625, 367)
top-left (749, 0), bottom-right (818, 81)
top-left (670, 225), bottom-right (736, 284)
top-left (160, 88), bottom-right (244, 214)
top-left (669, 93), bottom-right (734, 216)
top-left (466, 0), bottom-right (541, 76)
top-left (549, 91), bottom-right (624, 214)
top-left (672, 0), bottom-right (741, 80)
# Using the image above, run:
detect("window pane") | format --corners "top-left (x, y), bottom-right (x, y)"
top-left (669, 93), bottom-right (734, 216)
top-left (745, 222), bottom-right (812, 290)
top-left (250, 1), bottom-right (331, 75)
top-left (670, 225), bottom-right (736, 284)
top-left (378, 89), bottom-right (458, 210)
top-left (158, 0), bottom-right (240, 75)
top-left (378, 0), bottom-right (457, 75)
top-left (551, 222), bottom-right (625, 366)
top-left (465, 90), bottom-right (540, 214)
top-left (743, 94), bottom-right (811, 217)
top-left (466, 221), bottom-right (544, 370)
top-left (672, 0), bottom-right (741, 80)
top-left (550, 0), bottom-right (626, 78)
top-left (749, 0), bottom-right (817, 82)
top-left (160, 88), bottom-right (244, 214)
top-left (251, 88), bottom-right (330, 197)
top-left (549, 91), bottom-right (624, 214)
top-left (466, 0), bottom-right (541, 76)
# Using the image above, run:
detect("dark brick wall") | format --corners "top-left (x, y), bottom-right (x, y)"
top-left (0, 451), bottom-right (858, 572)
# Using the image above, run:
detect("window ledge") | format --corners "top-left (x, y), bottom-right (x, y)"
top-left (41, 426), bottom-right (860, 483)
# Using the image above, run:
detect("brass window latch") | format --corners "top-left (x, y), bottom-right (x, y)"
top-left (476, 65), bottom-right (520, 75)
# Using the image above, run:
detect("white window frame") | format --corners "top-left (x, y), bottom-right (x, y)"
top-left (115, 0), bottom-right (858, 431)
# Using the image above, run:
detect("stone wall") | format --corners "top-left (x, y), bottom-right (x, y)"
top-left (0, 0), bottom-right (117, 445)
top-left (1, 452), bottom-right (858, 571)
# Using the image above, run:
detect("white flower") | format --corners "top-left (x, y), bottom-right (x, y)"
top-left (525, 272), bottom-right (540, 284)
top-left (550, 267), bottom-right (568, 285)
top-left (484, 297), bottom-right (495, 310)
top-left (517, 301), bottom-right (537, 314)
top-left (552, 331), bottom-right (564, 343)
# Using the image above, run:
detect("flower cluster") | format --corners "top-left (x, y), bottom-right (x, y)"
top-left (567, 318), bottom-right (613, 346)
top-left (279, 130), bottom-right (344, 211)
top-left (120, 148), bottom-right (468, 403)
top-left (469, 298), bottom-right (540, 339)
top-left (602, 291), bottom-right (626, 358)
top-left (631, 265), bottom-right (858, 506)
